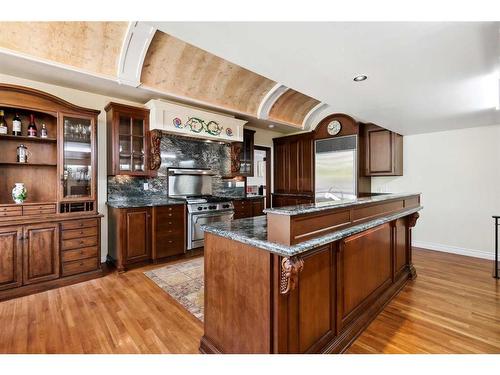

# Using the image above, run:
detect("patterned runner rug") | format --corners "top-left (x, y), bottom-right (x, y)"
top-left (144, 256), bottom-right (204, 321)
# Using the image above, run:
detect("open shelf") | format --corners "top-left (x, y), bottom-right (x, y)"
top-left (0, 134), bottom-right (57, 143)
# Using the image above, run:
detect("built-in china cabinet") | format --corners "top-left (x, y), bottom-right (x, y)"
top-left (105, 102), bottom-right (150, 176)
top-left (0, 84), bottom-right (102, 301)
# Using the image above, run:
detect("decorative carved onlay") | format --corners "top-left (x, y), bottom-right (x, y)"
top-left (150, 129), bottom-right (162, 170)
top-left (280, 256), bottom-right (304, 295)
top-left (230, 143), bottom-right (242, 173)
top-left (407, 212), bottom-right (420, 228)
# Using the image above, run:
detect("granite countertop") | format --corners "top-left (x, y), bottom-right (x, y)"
top-left (263, 192), bottom-right (420, 216)
top-left (202, 206), bottom-right (422, 257)
top-left (106, 197), bottom-right (185, 208)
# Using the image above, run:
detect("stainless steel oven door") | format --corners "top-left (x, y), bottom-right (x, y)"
top-left (188, 210), bottom-right (234, 250)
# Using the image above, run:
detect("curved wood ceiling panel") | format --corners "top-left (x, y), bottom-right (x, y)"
top-left (141, 31), bottom-right (277, 116)
top-left (0, 22), bottom-right (127, 77)
top-left (268, 89), bottom-right (320, 127)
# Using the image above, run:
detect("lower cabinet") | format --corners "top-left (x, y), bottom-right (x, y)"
top-left (272, 194), bottom-right (314, 208)
top-left (0, 226), bottom-right (23, 291)
top-left (108, 204), bottom-right (186, 272)
top-left (0, 216), bottom-right (102, 299)
top-left (60, 218), bottom-right (100, 277)
top-left (233, 198), bottom-right (265, 219)
top-left (23, 223), bottom-right (60, 285)
top-left (152, 205), bottom-right (186, 259)
top-left (125, 208), bottom-right (152, 264)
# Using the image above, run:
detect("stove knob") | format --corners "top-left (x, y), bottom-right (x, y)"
top-left (209, 205), bottom-right (216, 209)
top-left (197, 207), bottom-right (203, 211)
top-left (223, 204), bottom-right (229, 209)
top-left (203, 207), bottom-right (208, 210)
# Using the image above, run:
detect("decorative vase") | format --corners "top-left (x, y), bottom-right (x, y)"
top-left (12, 183), bottom-right (27, 204)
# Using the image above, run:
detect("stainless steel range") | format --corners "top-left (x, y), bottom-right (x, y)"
top-left (167, 168), bottom-right (234, 250)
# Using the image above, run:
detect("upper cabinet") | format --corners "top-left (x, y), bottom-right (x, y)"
top-left (105, 103), bottom-right (150, 176)
top-left (60, 114), bottom-right (96, 203)
top-left (273, 133), bottom-right (314, 195)
top-left (363, 123), bottom-right (403, 176)
top-left (231, 129), bottom-right (255, 177)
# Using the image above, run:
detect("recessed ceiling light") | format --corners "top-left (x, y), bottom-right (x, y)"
top-left (353, 75), bottom-right (368, 82)
top-left (268, 124), bottom-right (275, 129)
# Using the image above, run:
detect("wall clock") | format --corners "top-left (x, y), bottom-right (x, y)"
top-left (327, 120), bottom-right (342, 136)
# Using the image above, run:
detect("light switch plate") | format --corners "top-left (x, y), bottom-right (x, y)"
top-left (143, 182), bottom-right (149, 191)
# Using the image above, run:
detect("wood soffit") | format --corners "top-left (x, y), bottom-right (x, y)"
top-left (0, 23), bottom-right (331, 130)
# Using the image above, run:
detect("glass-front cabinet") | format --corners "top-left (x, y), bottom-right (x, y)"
top-left (59, 114), bottom-right (96, 202)
top-left (106, 103), bottom-right (150, 176)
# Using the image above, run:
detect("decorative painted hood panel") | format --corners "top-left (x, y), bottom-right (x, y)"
top-left (145, 99), bottom-right (247, 142)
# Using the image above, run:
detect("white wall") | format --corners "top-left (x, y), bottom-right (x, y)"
top-left (0, 73), bottom-right (282, 261)
top-left (372, 124), bottom-right (500, 259)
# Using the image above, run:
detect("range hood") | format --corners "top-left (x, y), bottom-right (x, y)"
top-left (145, 99), bottom-right (247, 142)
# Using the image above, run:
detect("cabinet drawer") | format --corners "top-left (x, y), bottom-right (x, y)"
top-left (62, 226), bottom-right (98, 240)
top-left (62, 236), bottom-right (98, 250)
top-left (154, 239), bottom-right (185, 259)
top-left (61, 246), bottom-right (98, 262)
top-left (61, 218), bottom-right (98, 230)
top-left (62, 257), bottom-right (99, 277)
top-left (157, 226), bottom-right (185, 238)
top-left (155, 206), bottom-right (185, 220)
top-left (23, 204), bottom-right (56, 216)
top-left (0, 206), bottom-right (23, 212)
top-left (0, 207), bottom-right (22, 217)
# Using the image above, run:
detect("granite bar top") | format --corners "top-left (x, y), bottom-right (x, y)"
top-left (264, 192), bottom-right (420, 216)
top-left (202, 206), bottom-right (422, 257)
top-left (106, 197), bottom-right (185, 208)
top-left (215, 194), bottom-right (265, 200)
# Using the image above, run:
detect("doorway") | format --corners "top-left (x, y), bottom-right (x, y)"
top-left (247, 145), bottom-right (271, 208)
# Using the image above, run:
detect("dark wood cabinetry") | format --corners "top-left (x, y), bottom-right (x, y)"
top-left (0, 84), bottom-right (103, 301)
top-left (233, 197), bottom-right (265, 219)
top-left (230, 129), bottom-right (255, 177)
top-left (108, 204), bottom-right (186, 272)
top-left (23, 223), bottom-right (60, 285)
top-left (363, 123), bottom-right (403, 176)
top-left (105, 102), bottom-right (150, 176)
top-left (272, 113), bottom-right (406, 204)
top-left (273, 133), bottom-right (314, 196)
top-left (0, 227), bottom-right (23, 291)
top-left (152, 205), bottom-right (186, 259)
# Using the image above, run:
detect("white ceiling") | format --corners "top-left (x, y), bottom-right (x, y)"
top-left (152, 22), bottom-right (500, 135)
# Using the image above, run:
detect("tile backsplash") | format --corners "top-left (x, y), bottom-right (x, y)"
top-left (107, 133), bottom-right (245, 201)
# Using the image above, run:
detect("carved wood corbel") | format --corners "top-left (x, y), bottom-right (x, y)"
top-left (407, 212), bottom-right (420, 228)
top-left (230, 142), bottom-right (242, 173)
top-left (280, 256), bottom-right (304, 295)
top-left (150, 129), bottom-right (162, 170)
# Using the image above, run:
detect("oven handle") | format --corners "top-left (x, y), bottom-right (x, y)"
top-left (192, 211), bottom-right (234, 220)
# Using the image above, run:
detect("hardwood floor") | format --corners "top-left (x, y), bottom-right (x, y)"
top-left (0, 248), bottom-right (498, 353)
top-left (347, 248), bottom-right (500, 353)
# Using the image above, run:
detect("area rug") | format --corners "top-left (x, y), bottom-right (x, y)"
top-left (144, 256), bottom-right (204, 321)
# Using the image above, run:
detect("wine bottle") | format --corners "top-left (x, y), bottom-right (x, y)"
top-left (40, 123), bottom-right (48, 138)
top-left (0, 110), bottom-right (7, 135)
top-left (12, 113), bottom-right (22, 136)
top-left (27, 114), bottom-right (37, 137)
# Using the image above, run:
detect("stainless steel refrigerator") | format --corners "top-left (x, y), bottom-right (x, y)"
top-left (314, 135), bottom-right (357, 203)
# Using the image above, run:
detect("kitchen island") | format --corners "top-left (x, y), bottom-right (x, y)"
top-left (200, 193), bottom-right (422, 354)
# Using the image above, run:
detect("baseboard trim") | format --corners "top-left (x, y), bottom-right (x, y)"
top-left (413, 240), bottom-right (494, 260)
